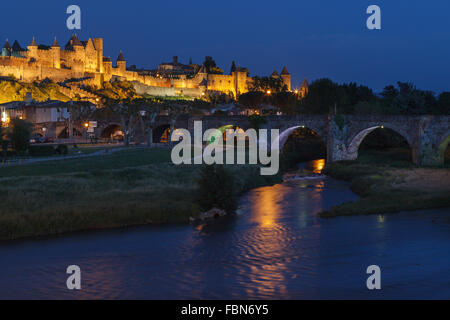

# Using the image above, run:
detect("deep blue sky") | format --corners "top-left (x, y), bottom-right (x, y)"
top-left (2, 0), bottom-right (450, 93)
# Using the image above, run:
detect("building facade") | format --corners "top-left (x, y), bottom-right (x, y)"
top-left (0, 36), bottom-right (293, 98)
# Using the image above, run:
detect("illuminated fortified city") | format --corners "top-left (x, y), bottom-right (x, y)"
top-left (0, 35), bottom-right (306, 99)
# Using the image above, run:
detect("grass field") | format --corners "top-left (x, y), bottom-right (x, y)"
top-left (0, 148), bottom-right (281, 241)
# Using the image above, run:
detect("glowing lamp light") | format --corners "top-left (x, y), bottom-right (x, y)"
top-left (1, 111), bottom-right (9, 123)
top-left (84, 123), bottom-right (89, 128)
top-left (381, 125), bottom-right (384, 129)
top-left (266, 90), bottom-right (271, 95)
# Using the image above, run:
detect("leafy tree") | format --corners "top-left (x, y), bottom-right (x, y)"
top-left (250, 76), bottom-right (287, 93)
top-left (165, 100), bottom-right (192, 146)
top-left (8, 119), bottom-right (33, 154)
top-left (195, 164), bottom-right (237, 213)
top-left (238, 91), bottom-right (265, 107)
top-left (300, 78), bottom-right (338, 114)
top-left (100, 98), bottom-right (138, 146)
top-left (381, 82), bottom-right (438, 115)
top-left (133, 97), bottom-right (163, 147)
top-left (437, 92), bottom-right (450, 115)
top-left (202, 57), bottom-right (224, 74)
top-left (271, 92), bottom-right (300, 114)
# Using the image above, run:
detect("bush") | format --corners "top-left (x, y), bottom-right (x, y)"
top-left (9, 119), bottom-right (33, 154)
top-left (55, 144), bottom-right (69, 155)
top-left (29, 145), bottom-right (55, 156)
top-left (195, 164), bottom-right (237, 213)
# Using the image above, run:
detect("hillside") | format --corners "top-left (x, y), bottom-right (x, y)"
top-left (0, 80), bottom-right (70, 104)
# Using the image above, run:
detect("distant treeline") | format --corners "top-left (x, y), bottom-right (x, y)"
top-left (239, 78), bottom-right (450, 115)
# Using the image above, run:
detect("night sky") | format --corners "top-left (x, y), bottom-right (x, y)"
top-left (2, 0), bottom-right (450, 93)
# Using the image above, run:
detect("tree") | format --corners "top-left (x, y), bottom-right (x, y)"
top-left (133, 98), bottom-right (163, 147)
top-left (165, 101), bottom-right (192, 146)
top-left (437, 92), bottom-right (450, 115)
top-left (9, 119), bottom-right (33, 154)
top-left (249, 76), bottom-right (286, 93)
top-left (67, 100), bottom-right (96, 139)
top-left (381, 82), bottom-right (438, 115)
top-left (195, 164), bottom-right (237, 213)
top-left (101, 98), bottom-right (138, 147)
top-left (300, 78), bottom-right (338, 114)
top-left (238, 91), bottom-right (265, 108)
top-left (0, 124), bottom-right (8, 157)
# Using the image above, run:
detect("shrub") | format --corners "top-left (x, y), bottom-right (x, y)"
top-left (195, 164), bottom-right (237, 213)
top-left (55, 144), bottom-right (69, 155)
top-left (29, 145), bottom-right (55, 156)
top-left (9, 119), bottom-right (33, 154)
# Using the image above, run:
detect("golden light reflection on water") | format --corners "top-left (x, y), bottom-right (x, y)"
top-left (241, 184), bottom-right (291, 297)
top-left (251, 185), bottom-right (284, 228)
top-left (311, 159), bottom-right (326, 174)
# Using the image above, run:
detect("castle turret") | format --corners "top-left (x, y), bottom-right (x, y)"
top-left (2, 39), bottom-right (12, 57)
top-left (280, 66), bottom-right (291, 91)
top-left (93, 38), bottom-right (104, 73)
top-left (51, 37), bottom-right (61, 69)
top-left (116, 51), bottom-right (126, 73)
top-left (270, 70), bottom-right (279, 79)
top-left (299, 79), bottom-right (309, 98)
top-left (27, 37), bottom-right (38, 60)
top-left (230, 61), bottom-right (236, 75)
top-left (233, 65), bottom-right (248, 97)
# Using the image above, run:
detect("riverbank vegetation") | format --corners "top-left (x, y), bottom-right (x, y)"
top-left (0, 148), bottom-right (281, 241)
top-left (319, 141), bottom-right (450, 217)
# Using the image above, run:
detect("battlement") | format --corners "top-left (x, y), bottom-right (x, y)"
top-left (0, 36), bottom-right (292, 97)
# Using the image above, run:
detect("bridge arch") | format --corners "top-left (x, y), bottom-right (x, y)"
top-left (278, 125), bottom-right (326, 150)
top-left (57, 127), bottom-right (82, 139)
top-left (346, 126), bottom-right (412, 161)
top-left (207, 125), bottom-right (248, 144)
top-left (153, 124), bottom-right (174, 143)
top-left (437, 132), bottom-right (450, 164)
top-left (100, 124), bottom-right (123, 140)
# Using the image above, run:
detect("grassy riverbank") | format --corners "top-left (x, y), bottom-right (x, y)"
top-left (0, 148), bottom-right (281, 241)
top-left (319, 149), bottom-right (450, 217)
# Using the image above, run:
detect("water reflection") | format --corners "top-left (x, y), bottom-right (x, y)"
top-left (240, 184), bottom-right (293, 298)
top-left (310, 159), bottom-right (326, 174)
top-left (251, 185), bottom-right (284, 228)
top-left (1, 164), bottom-right (449, 299)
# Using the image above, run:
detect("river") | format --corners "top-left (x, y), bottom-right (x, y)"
top-left (0, 160), bottom-right (449, 299)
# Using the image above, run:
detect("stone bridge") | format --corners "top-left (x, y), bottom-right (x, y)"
top-left (94, 114), bottom-right (450, 166)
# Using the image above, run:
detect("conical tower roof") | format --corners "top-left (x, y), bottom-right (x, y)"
top-left (29, 37), bottom-right (37, 47)
top-left (3, 39), bottom-right (11, 49)
top-left (281, 66), bottom-right (290, 75)
top-left (65, 34), bottom-right (83, 49)
top-left (117, 51), bottom-right (125, 62)
top-left (12, 40), bottom-right (24, 52)
top-left (300, 79), bottom-right (308, 88)
top-left (230, 61), bottom-right (236, 74)
top-left (52, 37), bottom-right (60, 47)
top-left (271, 70), bottom-right (279, 78)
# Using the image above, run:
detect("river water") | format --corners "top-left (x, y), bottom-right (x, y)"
top-left (0, 160), bottom-right (449, 299)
